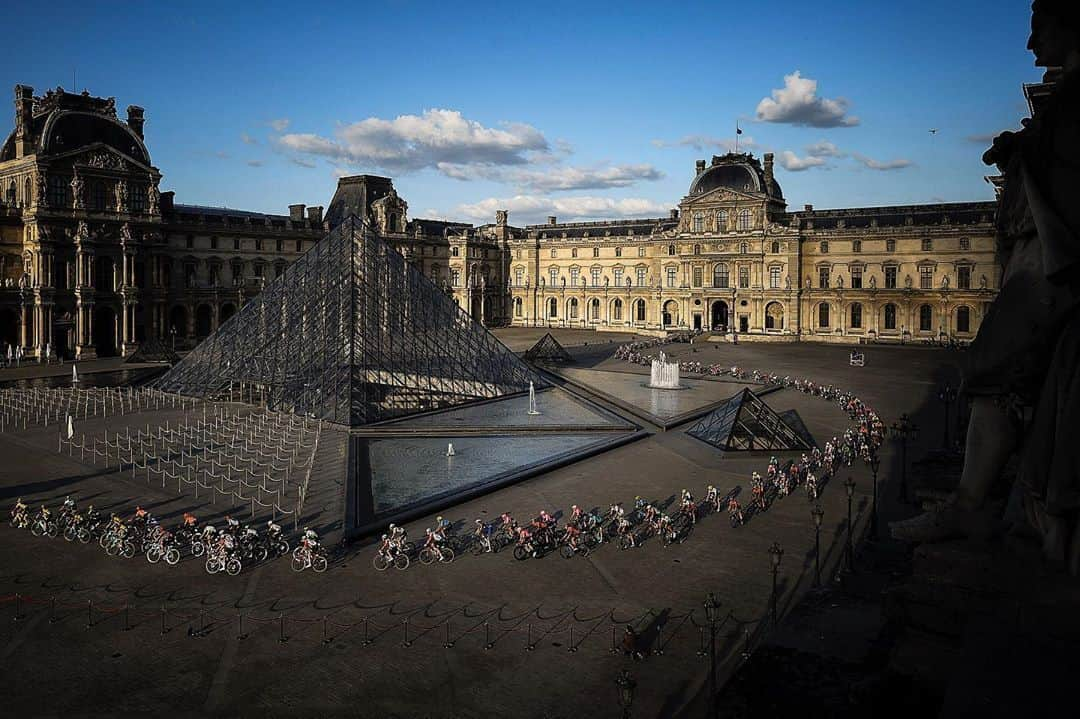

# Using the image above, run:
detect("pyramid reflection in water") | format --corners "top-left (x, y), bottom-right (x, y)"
top-left (153, 216), bottom-right (542, 426)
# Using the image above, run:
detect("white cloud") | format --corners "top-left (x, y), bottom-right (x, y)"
top-left (652, 134), bottom-right (758, 152)
top-left (453, 195), bottom-right (671, 224)
top-left (290, 157), bottom-right (316, 169)
top-left (755, 72), bottom-right (859, 128)
top-left (852, 153), bottom-right (913, 170)
top-left (277, 109), bottom-right (548, 174)
top-left (776, 151), bottom-right (827, 172)
top-left (267, 118), bottom-right (290, 132)
top-left (437, 163), bottom-right (664, 192)
top-left (245, 159), bottom-right (264, 167)
top-left (805, 140), bottom-right (844, 158)
top-left (240, 132), bottom-right (258, 145)
top-left (214, 150), bottom-right (230, 159)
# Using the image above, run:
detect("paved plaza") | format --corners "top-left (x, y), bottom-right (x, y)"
top-left (0, 329), bottom-right (962, 717)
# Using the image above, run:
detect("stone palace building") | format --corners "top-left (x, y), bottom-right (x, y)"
top-left (0, 85), bottom-right (999, 359)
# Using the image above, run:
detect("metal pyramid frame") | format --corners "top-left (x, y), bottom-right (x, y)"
top-left (686, 388), bottom-right (812, 451)
top-left (125, 337), bottom-right (180, 365)
top-left (523, 332), bottom-right (574, 364)
top-left (153, 216), bottom-right (543, 426)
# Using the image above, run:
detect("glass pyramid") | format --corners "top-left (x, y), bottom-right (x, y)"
top-left (685, 388), bottom-right (812, 451)
top-left (153, 216), bottom-right (543, 426)
top-left (523, 332), bottom-right (574, 363)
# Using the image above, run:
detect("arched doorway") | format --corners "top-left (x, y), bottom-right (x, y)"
top-left (93, 306), bottom-right (118, 357)
top-left (220, 303), bottom-right (237, 324)
top-left (711, 301), bottom-right (728, 331)
top-left (169, 306), bottom-right (188, 345)
top-left (52, 310), bottom-right (74, 359)
top-left (195, 304), bottom-right (213, 339)
top-left (0, 307), bottom-right (18, 349)
top-left (662, 300), bottom-right (679, 327)
top-left (765, 302), bottom-right (784, 330)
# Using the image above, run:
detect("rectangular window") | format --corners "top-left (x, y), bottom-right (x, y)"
top-left (514, 268), bottom-right (524, 286)
top-left (852, 240), bottom-right (862, 253)
top-left (592, 247), bottom-right (599, 258)
top-left (920, 266), bottom-right (933, 289)
top-left (922, 238), bottom-right (933, 251)
top-left (636, 268), bottom-right (647, 287)
top-left (738, 266), bottom-right (750, 288)
top-left (885, 266), bottom-right (897, 289)
top-left (960, 238), bottom-right (970, 251)
top-left (693, 212), bottom-right (704, 232)
top-left (638, 247), bottom-right (646, 258)
top-left (276, 240), bottom-right (283, 253)
top-left (613, 268), bottom-right (624, 286)
top-left (886, 239), bottom-right (896, 253)
top-left (186, 236), bottom-right (194, 250)
top-left (666, 267), bottom-right (677, 288)
top-left (693, 267), bottom-right (703, 288)
top-left (818, 266), bottom-right (830, 288)
top-left (851, 266), bottom-right (863, 288)
top-left (590, 268), bottom-right (601, 286)
top-left (769, 266), bottom-right (781, 289)
top-left (615, 247), bottom-right (622, 258)
top-left (296, 240), bottom-right (303, 252)
top-left (571, 248), bottom-right (578, 258)
top-left (255, 239), bottom-right (262, 251)
top-left (234, 238), bottom-right (241, 251)
top-left (714, 265), bottom-right (729, 288)
top-left (957, 266), bottom-right (971, 289)
top-left (131, 184), bottom-right (147, 212)
top-left (549, 268), bottom-right (558, 286)
top-left (570, 268), bottom-right (580, 286)
top-left (452, 269), bottom-right (462, 287)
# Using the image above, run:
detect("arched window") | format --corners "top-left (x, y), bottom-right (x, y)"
top-left (451, 268), bottom-right (461, 287)
top-left (693, 244), bottom-right (701, 255)
top-left (713, 263), bottom-right (729, 288)
top-left (850, 303), bottom-right (862, 328)
top-left (957, 305), bottom-right (971, 333)
top-left (571, 248), bottom-right (578, 258)
top-left (550, 248), bottom-right (557, 258)
top-left (919, 304), bottom-right (933, 331)
top-left (548, 297), bottom-right (558, 318)
top-left (5, 180), bottom-right (14, 205)
top-left (514, 267), bottom-right (524, 286)
top-left (634, 299), bottom-right (646, 322)
top-left (549, 267), bottom-right (558, 286)
top-left (740, 242), bottom-right (749, 254)
top-left (765, 302), bottom-right (784, 330)
top-left (613, 298), bottom-right (623, 321)
top-left (692, 212), bottom-right (704, 232)
top-left (884, 303), bottom-right (897, 330)
top-left (569, 297), bottom-right (579, 319)
top-left (589, 298), bottom-right (600, 320)
top-left (615, 247), bottom-right (622, 257)
top-left (737, 208), bottom-right (752, 231)
top-left (818, 303), bottom-right (830, 328)
top-left (451, 246), bottom-right (459, 257)
top-left (592, 247), bottom-right (599, 258)
top-left (668, 244), bottom-right (676, 256)
top-left (771, 241), bottom-right (780, 253)
top-left (716, 209), bottom-right (728, 230)
top-left (23, 177), bottom-right (30, 206)
top-left (514, 297), bottom-right (523, 317)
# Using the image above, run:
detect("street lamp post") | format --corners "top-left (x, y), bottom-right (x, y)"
top-left (811, 504), bottom-right (824, 587)
top-left (844, 476), bottom-right (857, 573)
top-left (616, 669), bottom-right (636, 719)
top-left (890, 414), bottom-right (919, 502)
top-left (866, 454), bottom-right (881, 537)
top-left (937, 384), bottom-right (958, 451)
top-left (703, 593), bottom-right (721, 719)
top-left (768, 542), bottom-right (784, 626)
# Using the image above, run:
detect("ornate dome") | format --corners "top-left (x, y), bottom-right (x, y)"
top-left (688, 153), bottom-right (783, 200)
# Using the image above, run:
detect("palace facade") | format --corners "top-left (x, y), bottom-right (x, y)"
top-left (0, 84), bottom-right (998, 359)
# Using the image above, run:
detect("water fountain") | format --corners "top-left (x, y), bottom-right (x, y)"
top-left (527, 381), bottom-right (541, 415)
top-left (446, 442), bottom-right (455, 457)
top-left (72, 364), bottom-right (79, 385)
top-left (646, 351), bottom-right (684, 390)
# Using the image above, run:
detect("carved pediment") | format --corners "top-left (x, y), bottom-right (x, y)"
top-left (56, 143), bottom-right (153, 173)
top-left (681, 186), bottom-right (762, 207)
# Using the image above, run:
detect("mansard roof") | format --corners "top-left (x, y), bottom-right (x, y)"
top-left (797, 201), bottom-right (997, 230)
top-left (524, 217), bottom-right (674, 239)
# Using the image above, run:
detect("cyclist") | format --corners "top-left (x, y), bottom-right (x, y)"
top-left (806, 472), bottom-right (818, 501)
top-left (388, 523), bottom-right (407, 550)
top-left (634, 496), bottom-right (647, 511)
top-left (499, 513), bottom-right (516, 534)
top-left (680, 494), bottom-right (697, 525)
top-left (728, 498), bottom-right (745, 526)
top-left (182, 512), bottom-right (198, 528)
top-left (435, 515), bottom-right (451, 534)
top-left (568, 504), bottom-right (583, 527)
top-left (704, 485), bottom-right (719, 510)
top-left (563, 522), bottom-right (582, 551)
top-left (224, 514), bottom-right (240, 535)
top-left (302, 527), bottom-right (320, 547)
top-left (616, 515), bottom-right (635, 548)
top-left (473, 518), bottom-right (493, 551)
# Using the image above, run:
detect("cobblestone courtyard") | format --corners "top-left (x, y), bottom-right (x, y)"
top-left (0, 330), bottom-right (961, 718)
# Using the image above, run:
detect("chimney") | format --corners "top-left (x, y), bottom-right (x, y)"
top-left (289, 204), bottom-right (306, 222)
top-left (695, 159), bottom-right (706, 174)
top-left (804, 204), bottom-right (813, 213)
top-left (669, 209), bottom-right (679, 220)
top-left (496, 209), bottom-right (508, 227)
top-left (14, 85), bottom-right (33, 158)
top-left (126, 105), bottom-right (145, 139)
top-left (160, 191), bottom-right (175, 213)
top-left (711, 155), bottom-right (722, 166)
top-left (547, 216), bottom-right (557, 226)
top-left (306, 205), bottom-right (323, 224)
top-left (763, 153), bottom-right (775, 188)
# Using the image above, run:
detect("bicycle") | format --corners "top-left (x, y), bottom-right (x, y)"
top-left (291, 542), bottom-right (328, 572)
top-left (419, 542), bottom-right (455, 565)
top-left (373, 544), bottom-right (410, 571)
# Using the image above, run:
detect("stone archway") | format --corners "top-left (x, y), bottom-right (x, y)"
top-left (765, 301), bottom-right (784, 330)
top-left (195, 304), bottom-right (213, 339)
top-left (711, 300), bottom-right (729, 331)
top-left (93, 306), bottom-right (118, 357)
top-left (662, 300), bottom-right (679, 327)
top-left (0, 307), bottom-right (18, 349)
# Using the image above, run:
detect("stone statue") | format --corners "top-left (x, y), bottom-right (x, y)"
top-left (116, 180), bottom-right (128, 212)
top-left (869, 275), bottom-right (877, 289)
top-left (784, 275), bottom-right (791, 289)
top-left (942, 275), bottom-right (950, 289)
top-left (74, 221), bottom-right (89, 243)
top-left (904, 274), bottom-right (913, 289)
top-left (120, 223), bottom-right (134, 245)
top-left (980, 274), bottom-right (988, 289)
top-left (892, 1), bottom-right (1080, 574)
top-left (147, 181), bottom-right (159, 214)
top-left (836, 275), bottom-right (844, 289)
top-left (36, 172), bottom-right (46, 206)
top-left (70, 171), bottom-right (84, 210)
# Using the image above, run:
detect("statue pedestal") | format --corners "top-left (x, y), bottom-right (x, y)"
top-left (75, 344), bottom-right (97, 361)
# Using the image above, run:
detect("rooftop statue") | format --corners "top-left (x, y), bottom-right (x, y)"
top-left (892, 0), bottom-right (1080, 574)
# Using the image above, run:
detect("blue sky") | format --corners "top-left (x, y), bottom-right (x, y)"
top-left (5, 0), bottom-right (1039, 224)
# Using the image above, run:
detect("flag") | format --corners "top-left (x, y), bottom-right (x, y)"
top-left (736, 127), bottom-right (743, 135)
top-left (66, 414), bottom-right (74, 440)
